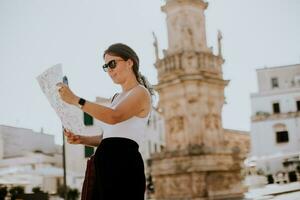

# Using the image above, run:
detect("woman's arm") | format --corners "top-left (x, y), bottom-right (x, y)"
top-left (64, 129), bottom-right (102, 147)
top-left (80, 87), bottom-right (150, 124)
top-left (57, 83), bottom-right (150, 125)
top-left (80, 135), bottom-right (102, 147)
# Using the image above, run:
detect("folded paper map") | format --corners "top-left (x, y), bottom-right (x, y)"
top-left (36, 64), bottom-right (102, 134)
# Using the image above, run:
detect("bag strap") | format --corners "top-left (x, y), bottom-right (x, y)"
top-left (111, 93), bottom-right (119, 103)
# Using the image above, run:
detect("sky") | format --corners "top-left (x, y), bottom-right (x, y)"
top-left (0, 0), bottom-right (299, 144)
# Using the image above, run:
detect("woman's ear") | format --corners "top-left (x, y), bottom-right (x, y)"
top-left (127, 59), bottom-right (134, 69)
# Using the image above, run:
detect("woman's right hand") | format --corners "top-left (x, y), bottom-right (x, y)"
top-left (64, 128), bottom-right (83, 144)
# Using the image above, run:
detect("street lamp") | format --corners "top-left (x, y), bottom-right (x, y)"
top-left (62, 75), bottom-right (68, 199)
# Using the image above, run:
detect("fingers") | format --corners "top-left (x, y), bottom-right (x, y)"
top-left (56, 83), bottom-right (63, 91)
top-left (64, 129), bottom-right (72, 136)
top-left (63, 128), bottom-right (72, 136)
top-left (57, 83), bottom-right (68, 93)
top-left (56, 82), bottom-right (65, 88)
top-left (63, 128), bottom-right (81, 144)
top-left (67, 136), bottom-right (81, 144)
top-left (56, 82), bottom-right (69, 89)
top-left (66, 135), bottom-right (78, 143)
top-left (63, 128), bottom-right (74, 138)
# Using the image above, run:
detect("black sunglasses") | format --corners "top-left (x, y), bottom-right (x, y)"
top-left (102, 59), bottom-right (124, 72)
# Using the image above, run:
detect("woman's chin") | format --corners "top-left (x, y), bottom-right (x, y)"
top-left (112, 78), bottom-right (120, 84)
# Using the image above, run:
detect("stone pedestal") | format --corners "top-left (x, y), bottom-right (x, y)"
top-left (149, 146), bottom-right (246, 200)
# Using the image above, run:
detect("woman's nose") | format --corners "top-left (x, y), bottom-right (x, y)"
top-left (107, 69), bottom-right (115, 77)
top-left (108, 67), bottom-right (114, 73)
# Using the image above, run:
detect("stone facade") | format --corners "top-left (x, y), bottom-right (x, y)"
top-left (224, 129), bottom-right (250, 157)
top-left (148, 0), bottom-right (249, 199)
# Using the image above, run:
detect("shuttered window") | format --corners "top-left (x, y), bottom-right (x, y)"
top-left (273, 103), bottom-right (280, 114)
top-left (84, 112), bottom-right (93, 126)
top-left (84, 146), bottom-right (94, 158)
top-left (296, 100), bottom-right (300, 111)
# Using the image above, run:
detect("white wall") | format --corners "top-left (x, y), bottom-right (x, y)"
top-left (65, 116), bottom-right (103, 190)
top-left (64, 98), bottom-right (108, 190)
top-left (256, 64), bottom-right (300, 92)
top-left (140, 109), bottom-right (165, 161)
top-left (250, 65), bottom-right (300, 158)
top-left (0, 125), bottom-right (65, 193)
top-left (251, 89), bottom-right (300, 116)
top-left (0, 125), bottom-right (57, 158)
top-left (251, 118), bottom-right (300, 157)
top-left (0, 152), bottom-right (62, 194)
top-left (0, 134), bottom-right (3, 159)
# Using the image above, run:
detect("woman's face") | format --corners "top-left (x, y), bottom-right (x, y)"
top-left (104, 54), bottom-right (133, 84)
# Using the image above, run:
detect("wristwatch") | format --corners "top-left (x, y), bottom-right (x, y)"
top-left (78, 98), bottom-right (86, 109)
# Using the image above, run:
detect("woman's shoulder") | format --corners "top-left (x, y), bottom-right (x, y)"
top-left (131, 84), bottom-right (151, 98)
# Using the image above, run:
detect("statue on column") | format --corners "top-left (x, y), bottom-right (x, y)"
top-left (152, 31), bottom-right (159, 61)
top-left (218, 30), bottom-right (223, 57)
top-left (181, 26), bottom-right (194, 51)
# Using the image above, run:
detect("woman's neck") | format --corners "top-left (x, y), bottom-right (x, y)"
top-left (121, 78), bottom-right (139, 93)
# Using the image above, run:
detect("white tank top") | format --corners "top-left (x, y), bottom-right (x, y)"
top-left (102, 85), bottom-right (151, 147)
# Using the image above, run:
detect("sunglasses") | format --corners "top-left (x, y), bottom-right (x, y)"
top-left (102, 59), bottom-right (125, 72)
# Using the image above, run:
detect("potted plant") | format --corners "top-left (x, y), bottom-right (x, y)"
top-left (0, 186), bottom-right (7, 200)
top-left (67, 188), bottom-right (79, 200)
top-left (9, 186), bottom-right (24, 200)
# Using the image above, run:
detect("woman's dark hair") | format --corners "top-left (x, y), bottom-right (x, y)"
top-left (103, 43), bottom-right (155, 97)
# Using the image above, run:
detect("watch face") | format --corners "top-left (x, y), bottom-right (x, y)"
top-left (79, 98), bottom-right (86, 106)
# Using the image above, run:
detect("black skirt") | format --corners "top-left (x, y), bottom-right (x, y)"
top-left (92, 137), bottom-right (146, 200)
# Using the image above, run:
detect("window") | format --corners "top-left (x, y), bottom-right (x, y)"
top-left (273, 102), bottom-right (280, 114)
top-left (294, 75), bottom-right (300, 86)
top-left (84, 112), bottom-right (93, 126)
top-left (267, 174), bottom-right (274, 184)
top-left (84, 146), bottom-right (94, 158)
top-left (297, 100), bottom-right (300, 111)
top-left (271, 77), bottom-right (279, 88)
top-left (276, 131), bottom-right (289, 143)
top-left (273, 123), bottom-right (289, 144)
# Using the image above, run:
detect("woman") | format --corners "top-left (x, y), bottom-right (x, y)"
top-left (57, 43), bottom-right (154, 200)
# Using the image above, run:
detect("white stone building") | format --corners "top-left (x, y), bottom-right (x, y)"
top-left (64, 98), bottom-right (106, 190)
top-left (0, 125), bottom-right (63, 194)
top-left (249, 64), bottom-right (300, 184)
top-left (141, 108), bottom-right (165, 161)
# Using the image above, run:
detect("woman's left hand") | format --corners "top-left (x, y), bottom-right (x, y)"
top-left (56, 82), bottom-right (79, 105)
